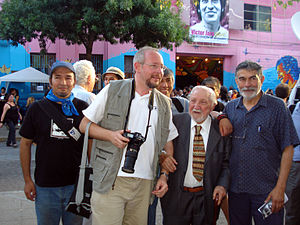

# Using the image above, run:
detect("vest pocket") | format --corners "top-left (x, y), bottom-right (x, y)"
top-left (92, 148), bottom-right (112, 185)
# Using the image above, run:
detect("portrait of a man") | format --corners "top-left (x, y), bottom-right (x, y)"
top-left (189, 0), bottom-right (229, 44)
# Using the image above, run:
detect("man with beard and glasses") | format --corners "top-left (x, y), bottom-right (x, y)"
top-left (219, 61), bottom-right (299, 225)
top-left (79, 46), bottom-right (178, 225)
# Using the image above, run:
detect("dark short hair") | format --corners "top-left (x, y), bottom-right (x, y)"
top-left (235, 61), bottom-right (262, 77)
top-left (197, 0), bottom-right (226, 22)
top-left (202, 76), bottom-right (221, 90)
top-left (163, 68), bottom-right (174, 77)
top-left (275, 83), bottom-right (290, 99)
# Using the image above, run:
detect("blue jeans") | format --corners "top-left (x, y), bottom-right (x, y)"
top-left (228, 191), bottom-right (284, 225)
top-left (35, 184), bottom-right (83, 225)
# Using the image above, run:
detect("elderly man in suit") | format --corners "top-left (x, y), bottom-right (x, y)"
top-left (160, 85), bottom-right (231, 225)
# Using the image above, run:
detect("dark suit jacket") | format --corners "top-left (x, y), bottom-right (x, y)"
top-left (161, 113), bottom-right (231, 225)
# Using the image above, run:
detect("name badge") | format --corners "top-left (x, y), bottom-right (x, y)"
top-left (68, 127), bottom-right (81, 141)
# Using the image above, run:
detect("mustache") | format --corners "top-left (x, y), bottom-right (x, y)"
top-left (241, 87), bottom-right (256, 91)
top-left (192, 109), bottom-right (202, 113)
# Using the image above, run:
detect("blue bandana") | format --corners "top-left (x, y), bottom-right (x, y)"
top-left (46, 89), bottom-right (79, 116)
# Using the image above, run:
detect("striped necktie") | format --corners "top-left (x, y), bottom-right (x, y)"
top-left (192, 125), bottom-right (205, 182)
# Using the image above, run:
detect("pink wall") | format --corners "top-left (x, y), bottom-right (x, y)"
top-left (2, 0), bottom-right (299, 90)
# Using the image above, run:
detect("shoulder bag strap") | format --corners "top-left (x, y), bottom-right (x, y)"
top-left (75, 121), bottom-right (92, 205)
top-left (37, 98), bottom-right (81, 141)
top-left (171, 97), bottom-right (184, 113)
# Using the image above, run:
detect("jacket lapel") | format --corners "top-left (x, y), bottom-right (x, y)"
top-left (182, 114), bottom-right (191, 173)
top-left (205, 118), bottom-right (220, 164)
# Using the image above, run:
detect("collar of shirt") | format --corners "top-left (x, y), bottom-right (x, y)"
top-left (236, 91), bottom-right (268, 110)
top-left (74, 84), bottom-right (86, 91)
top-left (190, 115), bottom-right (211, 136)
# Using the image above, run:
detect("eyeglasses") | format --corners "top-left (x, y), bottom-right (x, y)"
top-left (142, 63), bottom-right (166, 71)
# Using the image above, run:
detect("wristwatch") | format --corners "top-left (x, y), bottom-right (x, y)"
top-left (160, 172), bottom-right (169, 180)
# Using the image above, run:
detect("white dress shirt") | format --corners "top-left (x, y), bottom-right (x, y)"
top-left (184, 116), bottom-right (211, 187)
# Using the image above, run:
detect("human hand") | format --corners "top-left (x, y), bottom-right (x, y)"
top-left (152, 175), bottom-right (168, 198)
top-left (265, 187), bottom-right (285, 213)
top-left (210, 111), bottom-right (220, 119)
top-left (219, 118), bottom-right (233, 136)
top-left (213, 186), bottom-right (226, 206)
top-left (110, 130), bottom-right (129, 149)
top-left (161, 154), bottom-right (177, 173)
top-left (24, 180), bottom-right (36, 201)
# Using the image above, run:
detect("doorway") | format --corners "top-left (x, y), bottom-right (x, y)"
top-left (175, 55), bottom-right (224, 89)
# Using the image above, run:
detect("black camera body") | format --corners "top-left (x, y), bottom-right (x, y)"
top-left (121, 131), bottom-right (146, 173)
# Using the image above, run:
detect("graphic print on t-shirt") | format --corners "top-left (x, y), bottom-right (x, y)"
top-left (50, 118), bottom-right (73, 139)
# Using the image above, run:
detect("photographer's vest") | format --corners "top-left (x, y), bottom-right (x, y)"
top-left (91, 79), bottom-right (171, 202)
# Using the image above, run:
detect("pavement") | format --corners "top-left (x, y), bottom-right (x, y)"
top-left (0, 127), bottom-right (227, 225)
top-left (0, 125), bottom-right (21, 142)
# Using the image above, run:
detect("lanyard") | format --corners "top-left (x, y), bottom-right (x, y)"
top-left (123, 79), bottom-right (154, 140)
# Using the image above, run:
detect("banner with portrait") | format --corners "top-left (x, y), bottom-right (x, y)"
top-left (189, 0), bottom-right (229, 44)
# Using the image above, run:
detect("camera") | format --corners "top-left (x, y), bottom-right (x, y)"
top-left (258, 200), bottom-right (272, 219)
top-left (121, 131), bottom-right (146, 173)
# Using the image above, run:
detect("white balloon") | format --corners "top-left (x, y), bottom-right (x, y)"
top-left (291, 11), bottom-right (300, 41)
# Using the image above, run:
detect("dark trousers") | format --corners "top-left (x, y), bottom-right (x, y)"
top-left (285, 161), bottom-right (300, 225)
top-left (6, 120), bottom-right (16, 145)
top-left (228, 191), bottom-right (284, 225)
top-left (162, 190), bottom-right (206, 225)
top-left (147, 196), bottom-right (158, 225)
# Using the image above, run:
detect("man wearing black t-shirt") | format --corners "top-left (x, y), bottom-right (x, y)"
top-left (19, 61), bottom-right (88, 225)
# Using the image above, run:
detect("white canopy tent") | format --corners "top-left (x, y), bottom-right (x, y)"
top-left (0, 67), bottom-right (50, 84)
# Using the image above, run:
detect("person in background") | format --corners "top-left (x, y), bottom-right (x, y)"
top-left (72, 60), bottom-right (97, 105)
top-left (72, 59), bottom-right (97, 225)
top-left (266, 88), bottom-right (274, 95)
top-left (202, 76), bottom-right (224, 112)
top-left (275, 83), bottom-right (290, 104)
top-left (0, 94), bottom-right (22, 147)
top-left (9, 88), bottom-right (19, 105)
top-left (285, 102), bottom-right (300, 225)
top-left (22, 96), bottom-right (35, 118)
top-left (219, 86), bottom-right (230, 106)
top-left (158, 68), bottom-right (189, 114)
top-left (0, 87), bottom-right (8, 117)
top-left (147, 68), bottom-right (189, 225)
top-left (102, 66), bottom-right (125, 87)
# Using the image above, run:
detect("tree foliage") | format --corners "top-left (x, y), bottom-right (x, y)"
top-left (0, 0), bottom-right (190, 60)
top-left (275, 0), bottom-right (300, 8)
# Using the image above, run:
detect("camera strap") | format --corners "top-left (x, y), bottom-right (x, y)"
top-left (123, 79), bottom-right (154, 140)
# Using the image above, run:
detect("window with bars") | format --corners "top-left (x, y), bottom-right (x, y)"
top-left (79, 54), bottom-right (103, 75)
top-left (30, 53), bottom-right (56, 74)
top-left (244, 4), bottom-right (271, 32)
top-left (124, 56), bottom-right (134, 78)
